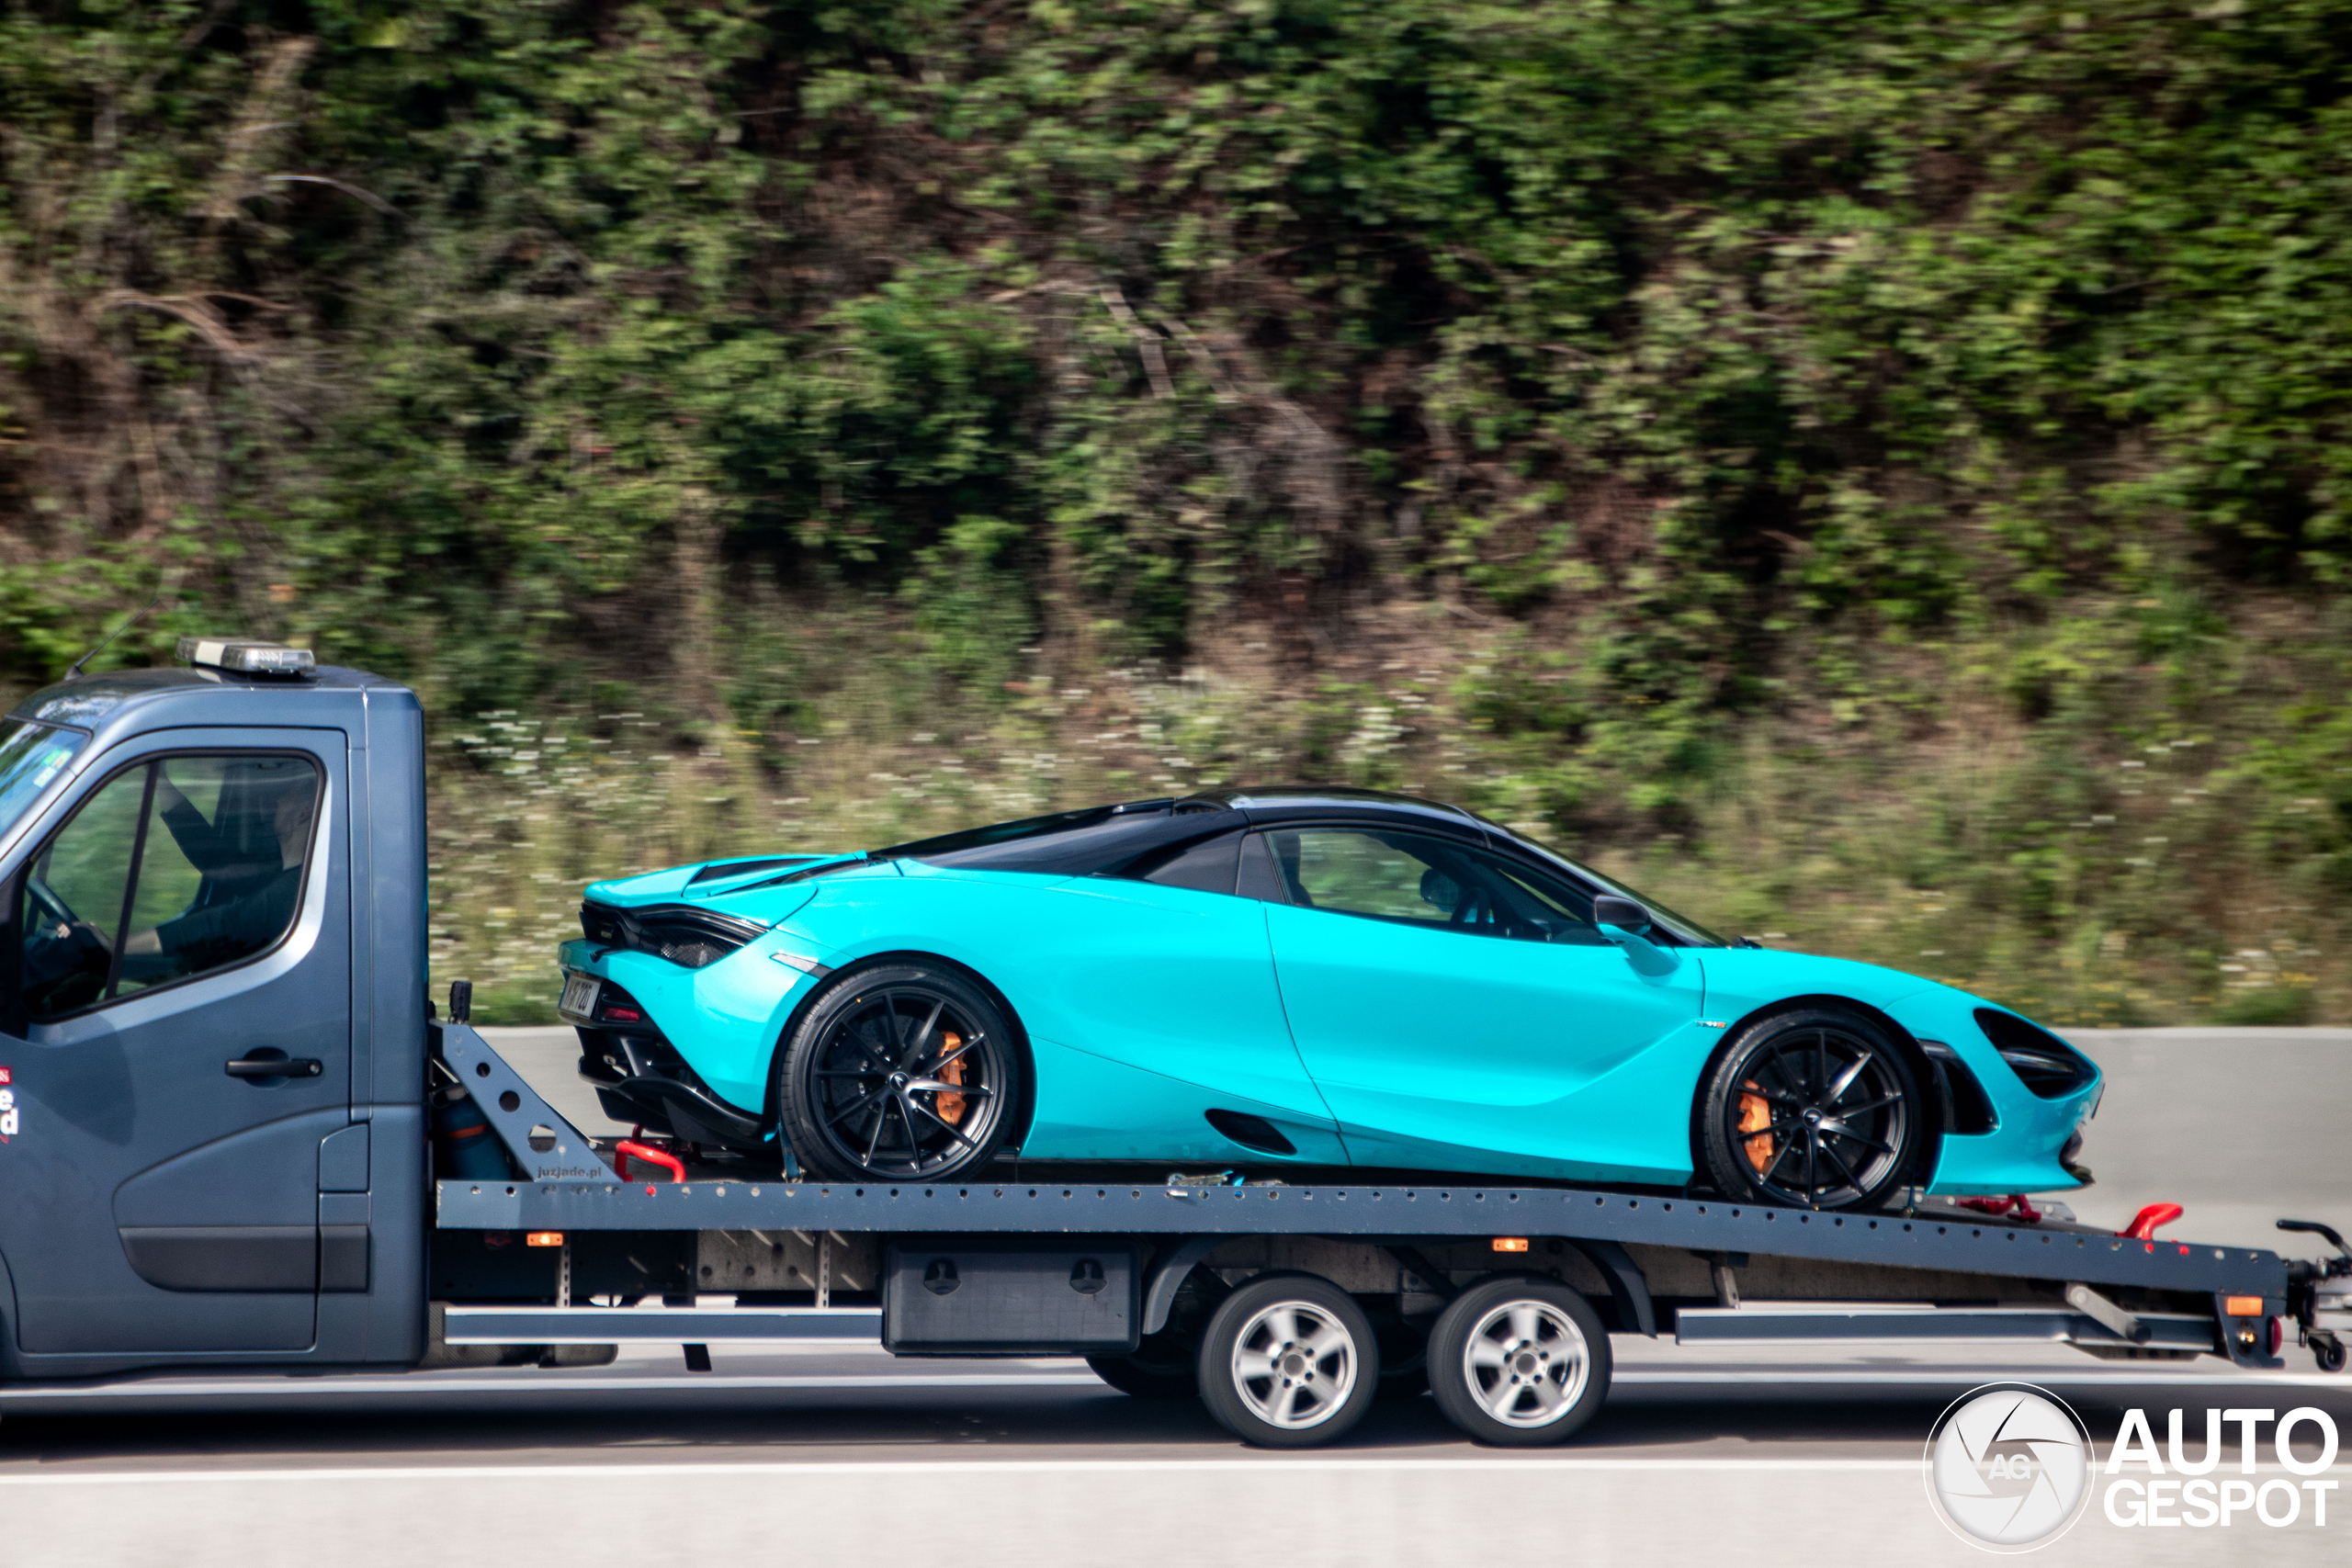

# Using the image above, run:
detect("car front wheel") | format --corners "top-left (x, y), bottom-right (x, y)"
top-left (1696, 1007), bottom-right (1925, 1211)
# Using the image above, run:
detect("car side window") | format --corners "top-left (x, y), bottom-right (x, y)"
top-left (1128, 831), bottom-right (1243, 896)
top-left (19, 754), bottom-right (320, 1020)
top-left (1258, 827), bottom-right (1608, 945)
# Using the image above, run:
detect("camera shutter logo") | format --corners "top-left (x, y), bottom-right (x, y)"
top-left (1925, 1383), bottom-right (2094, 1551)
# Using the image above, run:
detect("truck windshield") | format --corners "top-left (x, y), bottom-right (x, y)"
top-left (0, 720), bottom-right (87, 840)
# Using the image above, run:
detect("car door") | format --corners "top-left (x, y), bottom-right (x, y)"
top-left (0, 731), bottom-right (349, 1357)
top-left (987, 830), bottom-right (1348, 1163)
top-left (1259, 825), bottom-right (1705, 1179)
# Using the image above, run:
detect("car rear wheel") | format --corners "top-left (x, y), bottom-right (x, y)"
top-left (1427, 1278), bottom-right (1610, 1445)
top-left (777, 964), bottom-right (1022, 1181)
top-left (1697, 1007), bottom-right (1924, 1211)
top-left (1196, 1273), bottom-right (1380, 1447)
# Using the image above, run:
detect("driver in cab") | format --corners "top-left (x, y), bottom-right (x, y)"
top-left (19, 765), bottom-right (315, 1017)
top-left (122, 775), bottom-right (312, 976)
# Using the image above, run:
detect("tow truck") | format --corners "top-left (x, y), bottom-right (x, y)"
top-left (0, 642), bottom-right (2340, 1446)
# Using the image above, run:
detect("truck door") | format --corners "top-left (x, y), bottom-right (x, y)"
top-left (0, 730), bottom-right (349, 1356)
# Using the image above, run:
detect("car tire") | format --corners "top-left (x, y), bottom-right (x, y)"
top-left (776, 963), bottom-right (1023, 1181)
top-left (1427, 1277), bottom-right (1611, 1446)
top-left (1697, 1006), bottom-right (1925, 1211)
top-left (1196, 1273), bottom-right (1380, 1448)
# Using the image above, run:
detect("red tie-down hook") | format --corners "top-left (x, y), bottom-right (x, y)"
top-left (2120, 1202), bottom-right (2184, 1241)
top-left (616, 1138), bottom-right (685, 1185)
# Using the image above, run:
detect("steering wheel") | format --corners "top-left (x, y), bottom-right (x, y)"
top-left (1449, 883), bottom-right (1493, 928)
top-left (21, 874), bottom-right (111, 1007)
top-left (25, 874), bottom-right (77, 929)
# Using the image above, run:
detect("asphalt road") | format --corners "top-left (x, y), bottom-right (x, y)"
top-left (0, 1027), bottom-right (2342, 1566)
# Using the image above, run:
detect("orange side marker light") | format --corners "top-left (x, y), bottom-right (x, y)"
top-left (1493, 1237), bottom-right (1530, 1253)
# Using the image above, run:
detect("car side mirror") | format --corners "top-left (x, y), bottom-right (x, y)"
top-left (1592, 896), bottom-right (1651, 935)
top-left (1593, 894), bottom-right (1679, 978)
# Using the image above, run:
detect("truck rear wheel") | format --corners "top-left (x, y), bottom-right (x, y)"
top-left (1195, 1273), bottom-right (1380, 1448)
top-left (1427, 1277), bottom-right (1610, 1446)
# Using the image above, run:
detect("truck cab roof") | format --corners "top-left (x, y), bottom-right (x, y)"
top-left (9, 662), bottom-right (410, 728)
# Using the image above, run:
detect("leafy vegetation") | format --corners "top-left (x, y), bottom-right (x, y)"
top-left (5, 0), bottom-right (2348, 1021)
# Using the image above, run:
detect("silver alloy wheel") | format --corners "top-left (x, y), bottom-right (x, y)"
top-left (1460, 1299), bottom-right (1590, 1427)
top-left (1228, 1300), bottom-right (1360, 1430)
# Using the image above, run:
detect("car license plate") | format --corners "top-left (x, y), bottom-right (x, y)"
top-left (560, 971), bottom-right (600, 1019)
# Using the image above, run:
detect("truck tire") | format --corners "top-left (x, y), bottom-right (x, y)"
top-left (1086, 1350), bottom-right (1197, 1399)
top-left (777, 964), bottom-right (1022, 1181)
top-left (1696, 1006), bottom-right (1923, 1211)
top-left (1426, 1277), bottom-right (1610, 1446)
top-left (1195, 1272), bottom-right (1380, 1448)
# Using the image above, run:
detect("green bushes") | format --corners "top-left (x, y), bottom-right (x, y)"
top-left (5, 1), bottom-right (2350, 1019)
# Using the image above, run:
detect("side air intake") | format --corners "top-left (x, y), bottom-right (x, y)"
top-left (1204, 1110), bottom-right (1297, 1156)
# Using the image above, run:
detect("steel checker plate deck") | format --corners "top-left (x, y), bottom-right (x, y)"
top-left (434, 1180), bottom-right (2286, 1298)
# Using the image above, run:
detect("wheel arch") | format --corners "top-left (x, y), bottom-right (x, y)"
top-left (762, 949), bottom-right (1038, 1150)
top-left (1688, 993), bottom-right (1945, 1186)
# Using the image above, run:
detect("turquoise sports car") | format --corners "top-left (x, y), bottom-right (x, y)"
top-left (556, 788), bottom-right (2100, 1209)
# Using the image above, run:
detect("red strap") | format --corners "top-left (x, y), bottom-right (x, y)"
top-left (616, 1140), bottom-right (685, 1184)
top-left (2120, 1201), bottom-right (2183, 1240)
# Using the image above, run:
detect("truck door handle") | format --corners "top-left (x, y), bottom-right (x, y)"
top-left (225, 1055), bottom-right (323, 1080)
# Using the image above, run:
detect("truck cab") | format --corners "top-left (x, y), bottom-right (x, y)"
top-left (0, 646), bottom-right (429, 1377)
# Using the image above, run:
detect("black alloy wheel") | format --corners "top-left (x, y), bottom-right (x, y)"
top-left (777, 964), bottom-right (1021, 1181)
top-left (1697, 1008), bottom-right (1924, 1212)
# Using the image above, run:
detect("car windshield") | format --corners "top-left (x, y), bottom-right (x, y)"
top-left (1498, 826), bottom-right (1729, 947)
top-left (0, 719), bottom-right (87, 841)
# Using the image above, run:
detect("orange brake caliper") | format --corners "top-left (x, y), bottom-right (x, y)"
top-left (1737, 1079), bottom-right (1774, 1173)
top-left (935, 1030), bottom-right (967, 1124)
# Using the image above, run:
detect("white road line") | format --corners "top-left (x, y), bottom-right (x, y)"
top-left (0, 1458), bottom-right (1928, 1484)
top-left (0, 1372), bottom-right (1104, 1401)
top-left (2, 1458), bottom-right (2344, 1486)
top-left (1611, 1369), bottom-right (2352, 1388)
top-left (5, 1363), bottom-right (2333, 1401)
top-left (1, 1366), bottom-right (2341, 1404)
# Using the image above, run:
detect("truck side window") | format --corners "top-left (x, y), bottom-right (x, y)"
top-left (19, 755), bottom-right (320, 1020)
